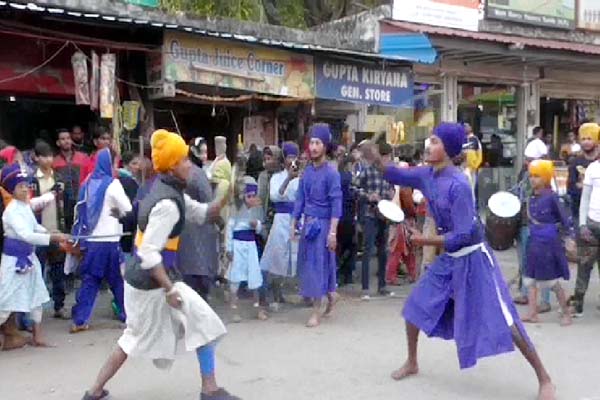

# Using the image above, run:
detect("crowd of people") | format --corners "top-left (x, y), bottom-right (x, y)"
top-left (0, 119), bottom-right (599, 400)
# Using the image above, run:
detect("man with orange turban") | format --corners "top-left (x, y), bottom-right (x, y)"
top-left (570, 123), bottom-right (600, 317)
top-left (81, 130), bottom-right (240, 400)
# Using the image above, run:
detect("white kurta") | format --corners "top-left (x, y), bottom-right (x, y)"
top-left (0, 200), bottom-right (50, 313)
top-left (117, 195), bottom-right (226, 369)
top-left (260, 171), bottom-right (299, 277)
top-left (226, 206), bottom-right (262, 289)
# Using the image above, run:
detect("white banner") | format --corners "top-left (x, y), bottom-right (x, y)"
top-left (392, 0), bottom-right (481, 31)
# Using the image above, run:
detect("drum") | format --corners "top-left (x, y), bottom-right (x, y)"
top-left (485, 191), bottom-right (521, 251)
top-left (377, 200), bottom-right (405, 223)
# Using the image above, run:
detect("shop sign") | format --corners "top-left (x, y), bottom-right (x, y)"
top-left (124, 0), bottom-right (159, 7)
top-left (392, 0), bottom-right (481, 31)
top-left (486, 0), bottom-right (575, 29)
top-left (163, 31), bottom-right (314, 98)
top-left (577, 0), bottom-right (600, 31)
top-left (315, 57), bottom-right (413, 107)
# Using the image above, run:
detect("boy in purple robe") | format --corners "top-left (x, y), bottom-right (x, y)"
top-left (361, 123), bottom-right (556, 400)
top-left (292, 124), bottom-right (342, 328)
top-left (522, 160), bottom-right (574, 326)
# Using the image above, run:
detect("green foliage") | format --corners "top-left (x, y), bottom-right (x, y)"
top-left (160, 0), bottom-right (263, 21)
top-left (160, 0), bottom-right (388, 27)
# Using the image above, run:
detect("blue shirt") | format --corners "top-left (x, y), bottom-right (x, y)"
top-left (293, 162), bottom-right (342, 220)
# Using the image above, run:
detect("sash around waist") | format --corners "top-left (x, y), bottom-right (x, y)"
top-left (446, 243), bottom-right (485, 258)
top-left (274, 202), bottom-right (294, 214)
top-left (233, 230), bottom-right (256, 241)
top-left (3, 237), bottom-right (34, 257)
top-left (528, 223), bottom-right (559, 240)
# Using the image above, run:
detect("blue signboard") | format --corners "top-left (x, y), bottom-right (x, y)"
top-left (315, 57), bottom-right (413, 107)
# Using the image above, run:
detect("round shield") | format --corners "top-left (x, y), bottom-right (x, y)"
top-left (488, 191), bottom-right (521, 218)
top-left (377, 200), bottom-right (405, 223)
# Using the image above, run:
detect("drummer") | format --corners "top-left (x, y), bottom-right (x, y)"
top-left (360, 122), bottom-right (556, 400)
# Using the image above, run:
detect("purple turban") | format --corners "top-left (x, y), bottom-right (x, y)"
top-left (244, 176), bottom-right (258, 195)
top-left (1, 163), bottom-right (30, 193)
top-left (282, 142), bottom-right (299, 158)
top-left (433, 123), bottom-right (466, 158)
top-left (310, 123), bottom-right (332, 147)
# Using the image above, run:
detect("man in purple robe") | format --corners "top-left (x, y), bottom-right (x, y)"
top-left (361, 123), bottom-right (556, 400)
top-left (292, 124), bottom-right (342, 328)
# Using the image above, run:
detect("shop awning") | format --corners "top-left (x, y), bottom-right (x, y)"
top-left (379, 33), bottom-right (437, 64)
top-left (380, 20), bottom-right (600, 71)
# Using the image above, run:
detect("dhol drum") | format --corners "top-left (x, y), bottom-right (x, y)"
top-left (485, 191), bottom-right (521, 251)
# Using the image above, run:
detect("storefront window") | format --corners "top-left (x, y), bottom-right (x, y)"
top-left (458, 83), bottom-right (517, 168)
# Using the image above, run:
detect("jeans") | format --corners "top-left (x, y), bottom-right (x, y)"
top-left (516, 226), bottom-right (551, 304)
top-left (361, 217), bottom-right (388, 292)
top-left (572, 219), bottom-right (600, 309)
top-left (37, 247), bottom-right (67, 312)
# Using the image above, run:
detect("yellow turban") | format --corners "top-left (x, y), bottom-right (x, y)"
top-left (578, 123), bottom-right (599, 143)
top-left (528, 159), bottom-right (554, 185)
top-left (151, 129), bottom-right (189, 173)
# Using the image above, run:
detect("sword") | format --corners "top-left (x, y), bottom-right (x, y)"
top-left (69, 232), bottom-right (133, 242)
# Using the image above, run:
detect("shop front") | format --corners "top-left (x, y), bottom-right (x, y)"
top-left (149, 31), bottom-right (315, 157)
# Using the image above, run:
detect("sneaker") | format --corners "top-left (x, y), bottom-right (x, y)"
top-left (570, 304), bottom-right (584, 318)
top-left (53, 309), bottom-right (69, 320)
top-left (361, 294), bottom-right (371, 301)
top-left (378, 289), bottom-right (395, 297)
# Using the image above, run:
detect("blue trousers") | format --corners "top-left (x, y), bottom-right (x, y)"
top-left (517, 226), bottom-right (551, 304)
top-left (72, 242), bottom-right (125, 326)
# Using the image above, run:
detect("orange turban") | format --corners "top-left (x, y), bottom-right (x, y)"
top-left (578, 123), bottom-right (599, 143)
top-left (528, 159), bottom-right (554, 185)
top-left (151, 129), bottom-right (189, 173)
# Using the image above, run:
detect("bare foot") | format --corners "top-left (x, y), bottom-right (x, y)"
top-left (306, 312), bottom-right (320, 328)
top-left (537, 381), bottom-right (556, 400)
top-left (323, 292), bottom-right (339, 318)
top-left (31, 338), bottom-right (56, 348)
top-left (560, 314), bottom-right (572, 327)
top-left (521, 315), bottom-right (540, 323)
top-left (391, 362), bottom-right (419, 381)
top-left (257, 309), bottom-right (269, 321)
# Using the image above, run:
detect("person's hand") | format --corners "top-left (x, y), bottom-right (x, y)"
top-left (407, 226), bottom-right (425, 247)
top-left (368, 193), bottom-right (381, 202)
top-left (288, 166), bottom-right (300, 179)
top-left (327, 232), bottom-right (337, 252)
top-left (250, 220), bottom-right (258, 229)
top-left (50, 233), bottom-right (69, 244)
top-left (565, 238), bottom-right (577, 256)
top-left (166, 288), bottom-right (182, 309)
top-left (207, 201), bottom-right (223, 222)
top-left (226, 251), bottom-right (233, 262)
top-left (580, 226), bottom-right (593, 242)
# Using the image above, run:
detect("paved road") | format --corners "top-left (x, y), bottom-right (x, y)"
top-left (1, 249), bottom-right (600, 400)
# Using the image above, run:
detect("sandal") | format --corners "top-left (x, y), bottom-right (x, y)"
top-left (70, 324), bottom-right (90, 334)
top-left (81, 389), bottom-right (109, 400)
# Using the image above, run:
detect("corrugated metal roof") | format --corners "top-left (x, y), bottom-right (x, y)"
top-left (0, 1), bottom-right (426, 63)
top-left (382, 20), bottom-right (600, 56)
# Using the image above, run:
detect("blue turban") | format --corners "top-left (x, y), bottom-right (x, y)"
top-left (244, 176), bottom-right (258, 195)
top-left (433, 123), bottom-right (466, 158)
top-left (1, 163), bottom-right (30, 193)
top-left (310, 124), bottom-right (332, 147)
top-left (282, 142), bottom-right (299, 158)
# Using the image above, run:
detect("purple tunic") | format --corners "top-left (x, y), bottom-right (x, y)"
top-left (526, 188), bottom-right (572, 281)
top-left (293, 162), bottom-right (342, 298)
top-left (383, 165), bottom-right (533, 369)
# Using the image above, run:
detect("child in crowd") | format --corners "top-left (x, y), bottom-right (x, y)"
top-left (226, 176), bottom-right (265, 322)
top-left (84, 126), bottom-right (115, 180)
top-left (32, 140), bottom-right (69, 319)
top-left (0, 163), bottom-right (66, 346)
top-left (522, 160), bottom-right (574, 326)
